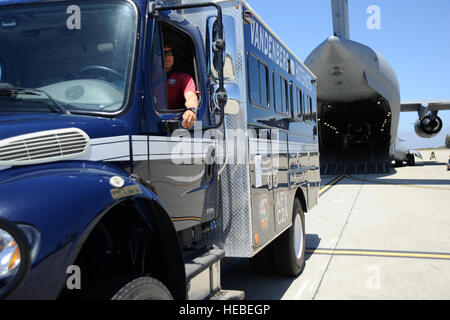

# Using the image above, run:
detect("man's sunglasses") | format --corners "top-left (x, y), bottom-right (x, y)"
top-left (164, 50), bottom-right (174, 57)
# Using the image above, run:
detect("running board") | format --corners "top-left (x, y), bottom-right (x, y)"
top-left (185, 248), bottom-right (244, 300)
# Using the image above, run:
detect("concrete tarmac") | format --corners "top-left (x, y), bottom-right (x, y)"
top-left (221, 149), bottom-right (450, 300)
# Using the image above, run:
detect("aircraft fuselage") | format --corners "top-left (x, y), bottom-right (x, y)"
top-left (305, 36), bottom-right (403, 172)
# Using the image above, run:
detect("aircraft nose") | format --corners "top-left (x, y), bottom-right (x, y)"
top-left (327, 35), bottom-right (340, 42)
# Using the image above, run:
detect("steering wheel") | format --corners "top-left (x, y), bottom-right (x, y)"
top-left (77, 65), bottom-right (124, 81)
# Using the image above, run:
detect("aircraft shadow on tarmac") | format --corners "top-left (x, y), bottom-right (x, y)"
top-left (321, 172), bottom-right (450, 187)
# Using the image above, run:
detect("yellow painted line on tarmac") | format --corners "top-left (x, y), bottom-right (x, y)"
top-left (319, 175), bottom-right (345, 195)
top-left (306, 248), bottom-right (450, 261)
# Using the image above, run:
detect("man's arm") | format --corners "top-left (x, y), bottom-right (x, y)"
top-left (182, 91), bottom-right (198, 129)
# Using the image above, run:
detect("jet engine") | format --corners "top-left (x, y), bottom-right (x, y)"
top-left (414, 114), bottom-right (443, 138)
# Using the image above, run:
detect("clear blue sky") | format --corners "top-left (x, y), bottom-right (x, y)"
top-left (246, 0), bottom-right (450, 148)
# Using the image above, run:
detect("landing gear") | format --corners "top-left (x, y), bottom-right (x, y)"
top-left (406, 153), bottom-right (415, 166)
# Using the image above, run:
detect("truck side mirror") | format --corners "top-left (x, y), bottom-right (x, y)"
top-left (212, 20), bottom-right (225, 74)
top-left (211, 83), bottom-right (240, 115)
top-left (207, 15), bottom-right (240, 115)
top-left (208, 15), bottom-right (236, 81)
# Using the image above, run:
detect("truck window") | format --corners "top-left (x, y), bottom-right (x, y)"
top-left (259, 62), bottom-right (269, 107)
top-left (281, 76), bottom-right (288, 114)
top-left (273, 72), bottom-right (281, 112)
top-left (273, 72), bottom-right (288, 114)
top-left (248, 54), bottom-right (268, 108)
top-left (307, 95), bottom-right (312, 121)
top-left (290, 82), bottom-right (295, 118)
top-left (303, 94), bottom-right (311, 121)
top-left (296, 88), bottom-right (303, 119)
top-left (151, 23), bottom-right (201, 113)
top-left (309, 97), bottom-right (317, 121)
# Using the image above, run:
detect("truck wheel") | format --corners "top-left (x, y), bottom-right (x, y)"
top-left (273, 198), bottom-right (305, 276)
top-left (111, 277), bottom-right (173, 300)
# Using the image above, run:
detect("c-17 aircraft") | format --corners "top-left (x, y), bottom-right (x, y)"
top-left (304, 0), bottom-right (450, 175)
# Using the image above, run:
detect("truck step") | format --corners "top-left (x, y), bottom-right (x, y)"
top-left (210, 289), bottom-right (245, 300)
top-left (185, 248), bottom-right (225, 282)
top-left (186, 247), bottom-right (238, 300)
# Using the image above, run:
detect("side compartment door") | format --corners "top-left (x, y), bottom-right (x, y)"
top-left (272, 129), bottom-right (291, 234)
top-left (249, 127), bottom-right (277, 250)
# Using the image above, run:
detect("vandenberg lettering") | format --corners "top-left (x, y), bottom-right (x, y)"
top-left (250, 21), bottom-right (289, 73)
top-left (250, 21), bottom-right (314, 91)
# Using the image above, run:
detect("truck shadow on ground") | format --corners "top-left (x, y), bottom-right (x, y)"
top-left (221, 234), bottom-right (321, 300)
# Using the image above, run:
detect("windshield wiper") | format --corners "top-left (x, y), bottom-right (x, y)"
top-left (0, 87), bottom-right (70, 114)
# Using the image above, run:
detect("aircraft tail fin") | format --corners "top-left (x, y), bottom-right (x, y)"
top-left (331, 0), bottom-right (350, 39)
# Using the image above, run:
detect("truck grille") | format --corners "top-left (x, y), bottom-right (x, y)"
top-left (0, 128), bottom-right (90, 166)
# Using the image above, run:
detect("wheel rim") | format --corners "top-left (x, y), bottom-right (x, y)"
top-left (294, 212), bottom-right (304, 259)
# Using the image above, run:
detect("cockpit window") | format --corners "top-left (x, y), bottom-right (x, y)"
top-left (0, 1), bottom-right (137, 114)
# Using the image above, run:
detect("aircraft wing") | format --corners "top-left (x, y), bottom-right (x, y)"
top-left (401, 100), bottom-right (450, 112)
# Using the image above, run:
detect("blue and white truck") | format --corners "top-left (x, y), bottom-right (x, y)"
top-left (0, 0), bottom-right (319, 300)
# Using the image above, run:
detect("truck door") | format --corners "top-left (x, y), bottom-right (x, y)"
top-left (141, 18), bottom-right (216, 232)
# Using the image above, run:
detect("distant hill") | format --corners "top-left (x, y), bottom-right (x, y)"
top-left (398, 126), bottom-right (450, 149)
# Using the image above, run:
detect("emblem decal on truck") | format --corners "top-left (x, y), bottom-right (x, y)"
top-left (110, 185), bottom-right (142, 200)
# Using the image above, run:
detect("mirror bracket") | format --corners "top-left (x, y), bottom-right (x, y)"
top-left (148, 2), bottom-right (160, 17)
top-left (213, 39), bottom-right (226, 52)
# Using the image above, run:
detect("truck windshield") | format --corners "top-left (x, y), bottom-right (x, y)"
top-left (0, 87), bottom-right (69, 114)
top-left (0, 1), bottom-right (137, 114)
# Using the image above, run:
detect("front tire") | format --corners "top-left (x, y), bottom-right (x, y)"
top-left (273, 198), bottom-right (306, 276)
top-left (111, 277), bottom-right (173, 300)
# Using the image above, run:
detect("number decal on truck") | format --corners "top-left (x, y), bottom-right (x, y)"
top-left (275, 191), bottom-right (288, 226)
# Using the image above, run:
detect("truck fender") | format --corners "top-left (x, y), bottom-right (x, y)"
top-left (2, 162), bottom-right (184, 299)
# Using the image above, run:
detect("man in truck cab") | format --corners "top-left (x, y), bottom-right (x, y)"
top-left (164, 42), bottom-right (199, 129)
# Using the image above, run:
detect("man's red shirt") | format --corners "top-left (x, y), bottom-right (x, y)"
top-left (166, 72), bottom-right (198, 110)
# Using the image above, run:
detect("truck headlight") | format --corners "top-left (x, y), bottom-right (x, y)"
top-left (0, 218), bottom-right (33, 299)
top-left (0, 229), bottom-right (21, 278)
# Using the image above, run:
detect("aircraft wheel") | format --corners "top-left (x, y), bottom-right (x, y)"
top-left (406, 154), bottom-right (415, 166)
